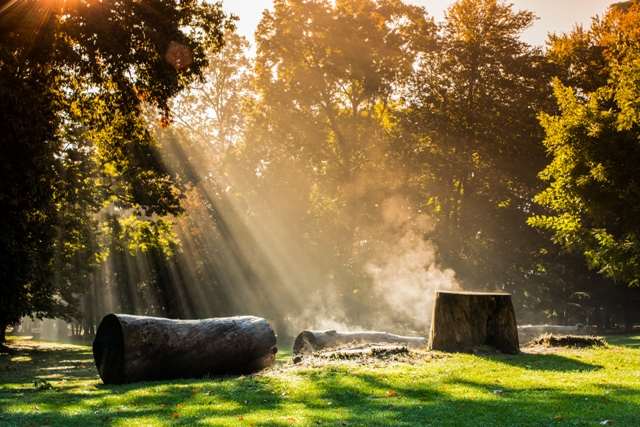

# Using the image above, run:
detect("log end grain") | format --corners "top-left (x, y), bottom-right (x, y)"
top-left (92, 314), bottom-right (125, 384)
top-left (293, 330), bottom-right (318, 354)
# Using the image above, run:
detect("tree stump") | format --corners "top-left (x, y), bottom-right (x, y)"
top-left (293, 330), bottom-right (427, 354)
top-left (93, 314), bottom-right (277, 384)
top-left (429, 291), bottom-right (519, 354)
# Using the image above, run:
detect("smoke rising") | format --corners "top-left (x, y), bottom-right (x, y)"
top-left (365, 196), bottom-right (460, 331)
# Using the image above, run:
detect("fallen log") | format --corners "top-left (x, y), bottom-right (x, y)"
top-left (429, 291), bottom-right (519, 354)
top-left (293, 330), bottom-right (427, 354)
top-left (93, 314), bottom-right (277, 384)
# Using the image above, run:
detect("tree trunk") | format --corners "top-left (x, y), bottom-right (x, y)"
top-left (293, 330), bottom-right (427, 355)
top-left (557, 305), bottom-right (566, 326)
top-left (604, 306), bottom-right (612, 330)
top-left (429, 291), bottom-right (519, 354)
top-left (596, 307), bottom-right (605, 333)
top-left (84, 320), bottom-right (94, 337)
top-left (623, 304), bottom-right (635, 333)
top-left (93, 314), bottom-right (277, 384)
top-left (0, 317), bottom-right (13, 354)
top-left (0, 321), bottom-right (6, 343)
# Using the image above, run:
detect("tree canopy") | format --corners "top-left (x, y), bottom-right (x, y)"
top-left (529, 2), bottom-right (640, 285)
top-left (397, 0), bottom-right (553, 311)
top-left (0, 0), bottom-right (232, 340)
top-left (3, 0), bottom-right (639, 338)
top-left (233, 0), bottom-right (437, 323)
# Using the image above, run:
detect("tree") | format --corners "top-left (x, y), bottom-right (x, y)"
top-left (169, 32), bottom-right (254, 155)
top-left (401, 0), bottom-right (552, 297)
top-left (529, 2), bottom-right (640, 286)
top-left (232, 0), bottom-right (436, 322)
top-left (78, 32), bottom-right (291, 333)
top-left (530, 76), bottom-right (640, 283)
top-left (0, 0), bottom-right (232, 342)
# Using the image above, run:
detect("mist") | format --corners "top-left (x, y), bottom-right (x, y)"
top-left (365, 197), bottom-right (460, 333)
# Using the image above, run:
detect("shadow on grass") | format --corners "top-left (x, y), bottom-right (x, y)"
top-left (3, 369), bottom-right (638, 427)
top-left (605, 334), bottom-right (640, 348)
top-left (282, 369), bottom-right (639, 427)
top-left (474, 351), bottom-right (604, 372)
top-left (0, 339), bottom-right (96, 391)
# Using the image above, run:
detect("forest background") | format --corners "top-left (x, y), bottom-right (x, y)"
top-left (2, 0), bottom-right (640, 343)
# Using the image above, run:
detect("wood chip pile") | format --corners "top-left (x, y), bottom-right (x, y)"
top-left (529, 334), bottom-right (607, 348)
top-left (291, 342), bottom-right (432, 366)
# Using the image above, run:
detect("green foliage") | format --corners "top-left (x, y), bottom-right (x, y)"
top-left (231, 0), bottom-right (437, 320)
top-left (400, 0), bottom-right (553, 302)
top-left (111, 215), bottom-right (180, 257)
top-left (0, 0), bottom-right (232, 334)
top-left (529, 3), bottom-right (640, 285)
top-left (170, 32), bottom-right (254, 153)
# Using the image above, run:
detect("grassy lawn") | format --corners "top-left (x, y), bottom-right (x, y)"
top-left (1, 336), bottom-right (639, 426)
top-left (602, 334), bottom-right (640, 349)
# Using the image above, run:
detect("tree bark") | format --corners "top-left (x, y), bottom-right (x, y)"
top-left (0, 317), bottom-right (14, 354)
top-left (596, 307), bottom-right (605, 333)
top-left (93, 314), bottom-right (277, 384)
top-left (0, 321), bottom-right (6, 343)
top-left (429, 291), bottom-right (519, 354)
top-left (623, 304), bottom-right (635, 333)
top-left (293, 330), bottom-right (427, 355)
top-left (604, 306), bottom-right (612, 330)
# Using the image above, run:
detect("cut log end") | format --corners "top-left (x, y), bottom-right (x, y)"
top-left (293, 331), bottom-right (318, 354)
top-left (93, 314), bottom-right (125, 384)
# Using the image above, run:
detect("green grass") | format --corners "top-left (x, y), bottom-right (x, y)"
top-left (603, 334), bottom-right (640, 348)
top-left (275, 346), bottom-right (292, 363)
top-left (1, 336), bottom-right (640, 426)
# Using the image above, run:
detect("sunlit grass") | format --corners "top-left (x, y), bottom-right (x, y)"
top-left (604, 334), bottom-right (640, 348)
top-left (276, 346), bottom-right (293, 363)
top-left (1, 338), bottom-right (640, 426)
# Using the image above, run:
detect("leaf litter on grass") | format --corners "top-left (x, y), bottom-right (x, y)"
top-left (530, 334), bottom-right (607, 348)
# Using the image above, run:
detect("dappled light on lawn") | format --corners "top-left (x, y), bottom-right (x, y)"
top-left (1, 339), bottom-right (640, 426)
